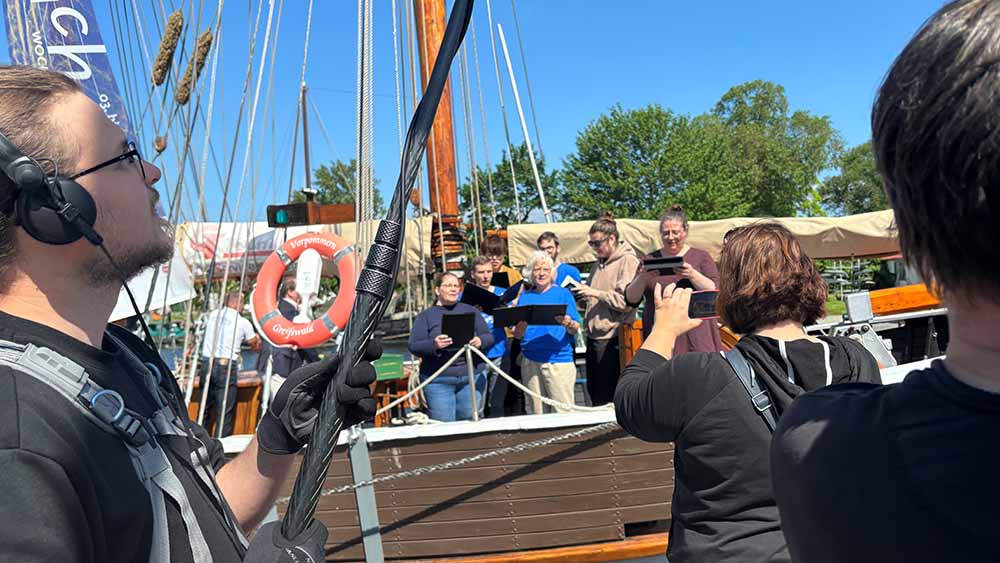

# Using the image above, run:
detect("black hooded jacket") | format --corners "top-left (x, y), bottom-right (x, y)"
top-left (614, 334), bottom-right (880, 563)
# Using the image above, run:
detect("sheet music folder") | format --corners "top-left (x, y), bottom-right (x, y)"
top-left (492, 304), bottom-right (566, 327)
top-left (441, 312), bottom-right (476, 350)
top-left (460, 281), bottom-right (522, 314)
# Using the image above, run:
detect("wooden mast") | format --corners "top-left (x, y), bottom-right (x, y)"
top-left (413, 0), bottom-right (465, 271)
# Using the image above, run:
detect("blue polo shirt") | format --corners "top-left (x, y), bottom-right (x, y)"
top-left (518, 285), bottom-right (581, 364)
top-left (481, 286), bottom-right (507, 360)
top-left (555, 262), bottom-right (582, 286)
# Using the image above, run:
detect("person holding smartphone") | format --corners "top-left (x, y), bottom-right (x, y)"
top-left (624, 204), bottom-right (723, 354)
top-left (615, 223), bottom-right (881, 563)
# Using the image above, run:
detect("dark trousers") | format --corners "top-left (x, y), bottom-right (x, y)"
top-left (200, 359), bottom-right (238, 438)
top-left (488, 339), bottom-right (526, 417)
top-left (485, 351), bottom-right (511, 418)
top-left (585, 338), bottom-right (621, 406)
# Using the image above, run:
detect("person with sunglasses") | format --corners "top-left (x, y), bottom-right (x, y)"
top-left (569, 212), bottom-right (640, 406)
top-left (624, 204), bottom-right (722, 354)
top-left (0, 66), bottom-right (378, 561)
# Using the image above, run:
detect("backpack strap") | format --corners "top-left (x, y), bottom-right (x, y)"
top-left (723, 347), bottom-right (777, 433)
top-left (0, 338), bottom-right (216, 562)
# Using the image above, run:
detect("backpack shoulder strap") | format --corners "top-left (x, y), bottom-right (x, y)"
top-left (723, 347), bottom-right (777, 433)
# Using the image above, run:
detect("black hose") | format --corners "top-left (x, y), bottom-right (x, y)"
top-left (280, 0), bottom-right (474, 540)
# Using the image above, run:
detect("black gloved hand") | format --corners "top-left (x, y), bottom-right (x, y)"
top-left (243, 519), bottom-right (327, 563)
top-left (257, 338), bottom-right (381, 454)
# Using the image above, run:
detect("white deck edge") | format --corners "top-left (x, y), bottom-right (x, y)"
top-left (222, 409), bottom-right (617, 454)
top-left (220, 358), bottom-right (945, 455)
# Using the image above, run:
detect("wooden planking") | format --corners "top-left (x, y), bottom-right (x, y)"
top-left (269, 423), bottom-right (676, 562)
top-left (304, 468), bottom-right (675, 513)
top-left (316, 486), bottom-right (673, 527)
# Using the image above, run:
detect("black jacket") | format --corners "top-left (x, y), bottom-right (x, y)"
top-left (270, 299), bottom-right (320, 376)
top-left (0, 311), bottom-right (245, 562)
top-left (614, 335), bottom-right (880, 563)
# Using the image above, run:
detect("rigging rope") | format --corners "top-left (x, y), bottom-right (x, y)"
top-left (189, 0), bottom-right (268, 414)
top-left (403, 0), bottom-right (429, 310)
top-left (485, 0), bottom-right (521, 221)
top-left (496, 23), bottom-right (552, 223)
top-left (469, 20), bottom-right (499, 228)
top-left (207, 0), bottom-right (278, 434)
top-left (508, 0), bottom-right (543, 160)
top-left (460, 43), bottom-right (484, 248)
top-left (391, 0), bottom-right (414, 331)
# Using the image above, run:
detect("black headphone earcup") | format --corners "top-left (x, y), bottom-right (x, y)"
top-left (16, 178), bottom-right (97, 245)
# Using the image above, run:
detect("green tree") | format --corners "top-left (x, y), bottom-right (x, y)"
top-left (458, 142), bottom-right (556, 227)
top-left (555, 104), bottom-right (690, 221)
top-left (712, 80), bottom-right (843, 217)
top-left (556, 81), bottom-right (843, 221)
top-left (292, 159), bottom-right (385, 216)
top-left (819, 141), bottom-right (887, 215)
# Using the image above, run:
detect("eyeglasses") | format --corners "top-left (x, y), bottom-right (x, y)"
top-left (71, 141), bottom-right (146, 182)
top-left (587, 237), bottom-right (608, 248)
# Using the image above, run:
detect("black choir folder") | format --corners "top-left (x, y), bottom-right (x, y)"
top-left (441, 312), bottom-right (476, 350)
top-left (492, 304), bottom-right (566, 327)
top-left (490, 271), bottom-right (511, 288)
top-left (460, 281), bottom-right (523, 314)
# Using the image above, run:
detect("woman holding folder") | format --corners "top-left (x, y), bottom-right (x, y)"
top-left (512, 251), bottom-right (582, 414)
top-left (409, 273), bottom-right (494, 422)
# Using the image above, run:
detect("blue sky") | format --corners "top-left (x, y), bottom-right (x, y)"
top-left (3, 0), bottom-right (945, 222)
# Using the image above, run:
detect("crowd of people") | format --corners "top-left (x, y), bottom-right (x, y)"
top-left (408, 205), bottom-right (727, 423)
top-left (3, 1), bottom-right (996, 560)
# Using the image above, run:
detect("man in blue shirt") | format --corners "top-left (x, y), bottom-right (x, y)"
top-left (467, 256), bottom-right (508, 417)
top-left (538, 231), bottom-right (582, 287)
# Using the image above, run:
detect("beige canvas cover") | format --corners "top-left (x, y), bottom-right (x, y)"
top-left (507, 210), bottom-right (899, 267)
top-left (175, 215), bottom-right (435, 279)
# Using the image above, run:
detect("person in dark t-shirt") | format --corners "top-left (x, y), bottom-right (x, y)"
top-left (616, 223), bottom-right (880, 563)
top-left (0, 66), bottom-right (377, 562)
top-left (770, 2), bottom-right (1000, 561)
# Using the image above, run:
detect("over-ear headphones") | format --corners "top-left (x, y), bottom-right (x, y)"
top-left (0, 129), bottom-right (100, 245)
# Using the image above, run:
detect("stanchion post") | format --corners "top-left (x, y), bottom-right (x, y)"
top-left (466, 344), bottom-right (479, 421)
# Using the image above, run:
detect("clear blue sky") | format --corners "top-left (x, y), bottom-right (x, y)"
top-left (3, 0), bottom-right (945, 222)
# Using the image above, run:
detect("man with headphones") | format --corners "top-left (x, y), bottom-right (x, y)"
top-left (0, 66), bottom-right (377, 562)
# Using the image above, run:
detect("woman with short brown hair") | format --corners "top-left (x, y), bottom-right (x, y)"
top-left (614, 222), bottom-right (880, 563)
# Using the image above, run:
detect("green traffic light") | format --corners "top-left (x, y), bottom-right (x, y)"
top-left (276, 209), bottom-right (288, 224)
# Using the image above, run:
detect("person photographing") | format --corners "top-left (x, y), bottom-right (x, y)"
top-left (615, 223), bottom-right (880, 563)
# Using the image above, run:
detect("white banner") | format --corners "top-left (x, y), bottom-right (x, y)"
top-left (109, 252), bottom-right (195, 322)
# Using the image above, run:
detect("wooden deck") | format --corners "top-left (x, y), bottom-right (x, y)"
top-left (274, 421), bottom-right (674, 562)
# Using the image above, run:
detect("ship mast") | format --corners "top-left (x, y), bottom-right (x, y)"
top-left (413, 0), bottom-right (465, 272)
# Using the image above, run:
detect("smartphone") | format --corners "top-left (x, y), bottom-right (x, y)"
top-left (643, 255), bottom-right (684, 274)
top-left (688, 290), bottom-right (719, 319)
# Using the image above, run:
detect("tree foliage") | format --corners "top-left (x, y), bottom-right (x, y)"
top-left (292, 158), bottom-right (385, 216)
top-left (458, 142), bottom-right (556, 227)
top-left (555, 80), bottom-right (843, 221)
top-left (820, 141), bottom-right (887, 215)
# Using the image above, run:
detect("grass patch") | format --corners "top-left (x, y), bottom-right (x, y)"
top-left (826, 297), bottom-right (846, 317)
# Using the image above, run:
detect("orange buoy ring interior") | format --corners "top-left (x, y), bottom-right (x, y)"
top-left (253, 232), bottom-right (357, 348)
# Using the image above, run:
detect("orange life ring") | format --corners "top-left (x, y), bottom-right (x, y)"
top-left (253, 232), bottom-right (358, 348)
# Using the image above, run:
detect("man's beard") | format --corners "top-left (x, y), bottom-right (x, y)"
top-left (83, 223), bottom-right (176, 287)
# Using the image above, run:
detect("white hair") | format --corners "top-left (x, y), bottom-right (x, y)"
top-left (522, 250), bottom-right (555, 281)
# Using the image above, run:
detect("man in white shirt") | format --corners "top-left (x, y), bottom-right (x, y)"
top-left (200, 291), bottom-right (260, 437)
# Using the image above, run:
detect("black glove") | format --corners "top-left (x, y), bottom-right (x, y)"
top-left (257, 338), bottom-right (381, 454)
top-left (243, 520), bottom-right (327, 563)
